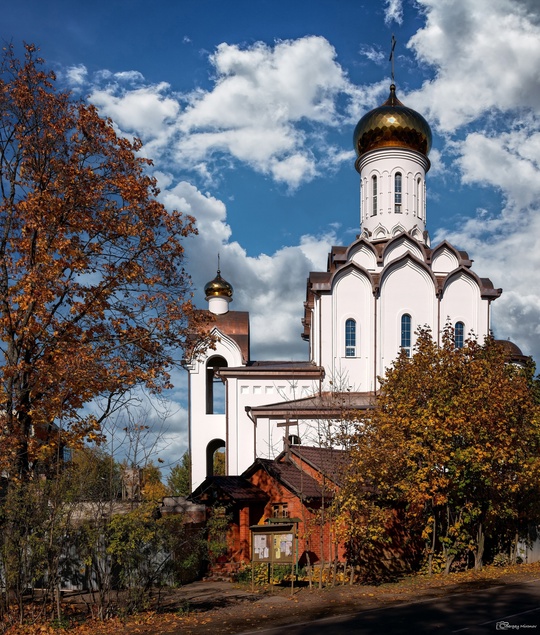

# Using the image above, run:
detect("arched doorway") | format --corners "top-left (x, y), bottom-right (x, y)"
top-left (206, 439), bottom-right (226, 477)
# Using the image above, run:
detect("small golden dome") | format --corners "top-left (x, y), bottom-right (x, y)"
top-left (204, 270), bottom-right (233, 299)
top-left (353, 84), bottom-right (432, 162)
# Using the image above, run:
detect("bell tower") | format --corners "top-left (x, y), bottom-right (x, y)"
top-left (353, 84), bottom-right (432, 244)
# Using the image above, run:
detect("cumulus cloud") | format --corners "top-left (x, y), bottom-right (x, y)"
top-left (407, 0), bottom-right (540, 130)
top-left (158, 177), bottom-right (336, 360)
top-left (412, 0), bottom-right (540, 363)
top-left (175, 36), bottom-right (361, 188)
top-left (85, 36), bottom-right (373, 189)
top-left (90, 82), bottom-right (179, 141)
top-left (444, 128), bottom-right (540, 362)
top-left (457, 129), bottom-right (540, 209)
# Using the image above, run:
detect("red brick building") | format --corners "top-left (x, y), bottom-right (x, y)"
top-left (190, 445), bottom-right (348, 568)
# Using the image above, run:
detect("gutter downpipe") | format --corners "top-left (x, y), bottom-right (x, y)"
top-left (187, 371), bottom-right (192, 492)
top-left (437, 288), bottom-right (441, 346)
top-left (318, 291), bottom-right (323, 395)
top-left (245, 406), bottom-right (257, 464)
top-left (373, 287), bottom-right (378, 394)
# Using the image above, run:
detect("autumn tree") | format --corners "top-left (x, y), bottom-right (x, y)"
top-left (0, 44), bottom-right (210, 479)
top-left (340, 326), bottom-right (540, 577)
top-left (167, 451), bottom-right (191, 496)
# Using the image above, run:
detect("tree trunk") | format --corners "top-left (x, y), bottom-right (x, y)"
top-left (474, 523), bottom-right (484, 570)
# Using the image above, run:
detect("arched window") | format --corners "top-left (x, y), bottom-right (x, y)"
top-left (455, 321), bottom-right (465, 349)
top-left (416, 177), bottom-right (421, 217)
top-left (401, 314), bottom-right (412, 357)
top-left (395, 172), bottom-right (402, 213)
top-left (206, 356), bottom-right (227, 414)
top-left (372, 175), bottom-right (377, 216)
top-left (345, 318), bottom-right (356, 357)
top-left (288, 434), bottom-right (301, 445)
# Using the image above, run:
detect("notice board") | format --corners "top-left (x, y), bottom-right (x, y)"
top-left (250, 522), bottom-right (297, 565)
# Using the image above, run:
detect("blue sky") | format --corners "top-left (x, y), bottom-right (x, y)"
top-left (4, 0), bottom-right (540, 467)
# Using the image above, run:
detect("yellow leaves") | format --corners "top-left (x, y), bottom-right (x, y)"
top-left (339, 326), bottom-right (540, 571)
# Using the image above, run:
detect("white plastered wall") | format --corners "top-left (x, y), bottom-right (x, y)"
top-left (325, 267), bottom-right (374, 392)
top-left (378, 258), bottom-right (437, 373)
top-left (226, 376), bottom-right (320, 476)
top-left (440, 272), bottom-right (488, 342)
top-left (350, 244), bottom-right (377, 271)
top-left (432, 247), bottom-right (459, 275)
top-left (188, 329), bottom-right (243, 490)
top-left (383, 236), bottom-right (425, 266)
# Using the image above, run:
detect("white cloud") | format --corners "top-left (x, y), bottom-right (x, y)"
top-left (457, 129), bottom-right (540, 209)
top-left (359, 45), bottom-right (386, 65)
top-left (175, 36), bottom-right (357, 188)
top-left (401, 0), bottom-right (540, 365)
top-left (114, 70), bottom-right (144, 83)
top-left (82, 36), bottom-right (378, 189)
top-left (65, 64), bottom-right (87, 87)
top-left (385, 0), bottom-right (403, 25)
top-left (407, 0), bottom-right (540, 130)
top-left (90, 83), bottom-right (179, 140)
top-left (269, 153), bottom-right (317, 188)
top-left (160, 179), bottom-right (232, 244)
top-left (157, 178), bottom-right (335, 360)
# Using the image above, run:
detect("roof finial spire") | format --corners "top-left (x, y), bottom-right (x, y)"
top-left (389, 34), bottom-right (397, 85)
top-left (217, 252), bottom-right (221, 274)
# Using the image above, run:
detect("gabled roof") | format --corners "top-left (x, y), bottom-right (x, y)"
top-left (243, 457), bottom-right (324, 500)
top-left (190, 475), bottom-right (268, 503)
top-left (284, 446), bottom-right (349, 486)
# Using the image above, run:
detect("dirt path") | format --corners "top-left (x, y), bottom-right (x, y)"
top-left (6, 562), bottom-right (540, 634)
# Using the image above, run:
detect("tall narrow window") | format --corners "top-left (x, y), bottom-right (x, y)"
top-left (454, 321), bottom-right (465, 349)
top-left (416, 177), bottom-right (421, 217)
top-left (395, 172), bottom-right (402, 213)
top-left (345, 318), bottom-right (356, 357)
top-left (401, 314), bottom-right (412, 357)
top-left (372, 175), bottom-right (377, 216)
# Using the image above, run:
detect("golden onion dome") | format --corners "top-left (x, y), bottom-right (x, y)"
top-left (204, 270), bottom-right (233, 299)
top-left (353, 84), bottom-right (432, 162)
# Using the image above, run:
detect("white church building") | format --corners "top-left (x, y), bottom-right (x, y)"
top-left (185, 83), bottom-right (521, 491)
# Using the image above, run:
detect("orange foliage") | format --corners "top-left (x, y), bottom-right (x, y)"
top-left (0, 44), bottom-right (211, 479)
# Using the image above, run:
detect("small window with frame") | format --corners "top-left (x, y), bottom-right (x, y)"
top-left (272, 503), bottom-right (289, 518)
top-left (345, 318), bottom-right (356, 357)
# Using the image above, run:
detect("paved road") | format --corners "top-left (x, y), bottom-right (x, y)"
top-left (240, 578), bottom-right (540, 634)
